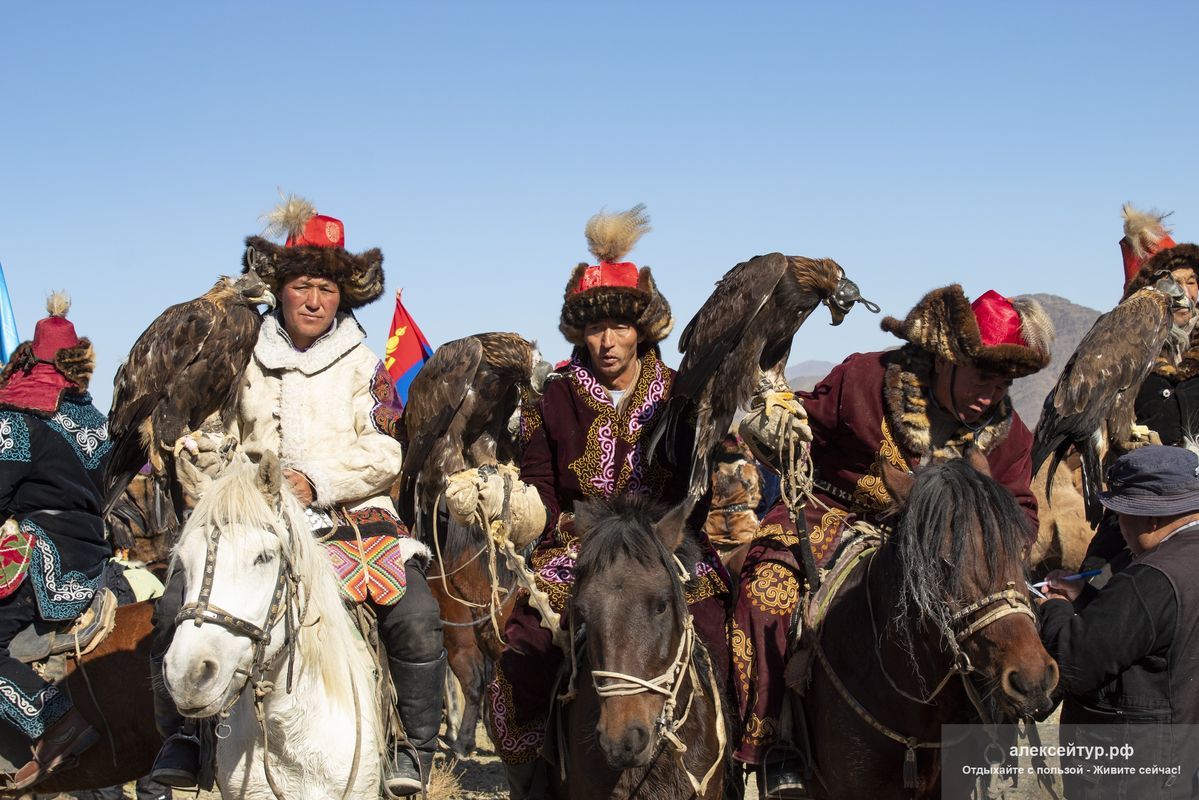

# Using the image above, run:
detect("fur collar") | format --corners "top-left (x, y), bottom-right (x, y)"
top-left (883, 345), bottom-right (1013, 461)
top-left (255, 312), bottom-right (365, 375)
top-left (1154, 345), bottom-right (1199, 382)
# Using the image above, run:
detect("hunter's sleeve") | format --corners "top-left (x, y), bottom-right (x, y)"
top-left (519, 388), bottom-right (560, 536)
top-left (989, 415), bottom-right (1038, 539)
top-left (800, 356), bottom-right (851, 450)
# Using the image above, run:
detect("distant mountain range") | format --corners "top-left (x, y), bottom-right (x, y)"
top-left (784, 293), bottom-right (1102, 426)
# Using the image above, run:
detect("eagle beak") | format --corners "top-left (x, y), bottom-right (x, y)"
top-left (825, 277), bottom-right (880, 325)
top-left (259, 289), bottom-right (277, 310)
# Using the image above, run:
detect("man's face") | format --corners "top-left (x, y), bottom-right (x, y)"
top-left (1171, 268), bottom-right (1198, 327)
top-left (933, 357), bottom-right (1012, 425)
top-left (280, 275), bottom-right (340, 349)
top-left (583, 318), bottom-right (643, 389)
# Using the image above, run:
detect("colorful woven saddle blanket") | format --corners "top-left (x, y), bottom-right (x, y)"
top-left (322, 509), bottom-right (412, 606)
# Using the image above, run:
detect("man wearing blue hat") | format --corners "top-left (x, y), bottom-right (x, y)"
top-left (1039, 445), bottom-right (1199, 797)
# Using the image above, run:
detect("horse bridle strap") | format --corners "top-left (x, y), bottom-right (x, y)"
top-left (949, 584), bottom-right (1036, 643)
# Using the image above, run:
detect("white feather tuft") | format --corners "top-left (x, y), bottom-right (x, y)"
top-left (261, 191), bottom-right (317, 241)
top-left (1122, 203), bottom-right (1173, 259)
top-left (1012, 295), bottom-right (1054, 356)
top-left (585, 204), bottom-right (651, 263)
top-left (45, 291), bottom-right (70, 318)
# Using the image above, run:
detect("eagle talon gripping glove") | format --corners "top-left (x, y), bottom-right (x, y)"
top-left (445, 465), bottom-right (547, 548)
top-left (739, 377), bottom-right (813, 470)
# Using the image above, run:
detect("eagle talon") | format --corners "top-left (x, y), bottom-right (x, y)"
top-left (764, 390), bottom-right (807, 419)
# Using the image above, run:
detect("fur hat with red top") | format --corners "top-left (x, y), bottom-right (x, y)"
top-left (242, 193), bottom-right (384, 310)
top-left (559, 204), bottom-right (673, 346)
top-left (881, 285), bottom-right (1054, 379)
top-left (0, 293), bottom-right (95, 415)
top-left (1121, 203), bottom-right (1178, 292)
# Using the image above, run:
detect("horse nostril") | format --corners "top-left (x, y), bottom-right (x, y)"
top-left (191, 658), bottom-right (220, 687)
top-left (1042, 661), bottom-right (1060, 694)
top-left (623, 722), bottom-right (649, 755)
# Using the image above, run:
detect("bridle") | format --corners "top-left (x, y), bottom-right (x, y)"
top-left (570, 551), bottom-right (727, 797)
top-left (175, 518), bottom-right (302, 713)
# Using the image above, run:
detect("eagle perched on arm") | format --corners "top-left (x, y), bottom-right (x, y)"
top-left (1033, 242), bottom-right (1199, 524)
top-left (397, 332), bottom-right (550, 534)
top-left (103, 271), bottom-right (274, 514)
top-left (653, 252), bottom-right (878, 500)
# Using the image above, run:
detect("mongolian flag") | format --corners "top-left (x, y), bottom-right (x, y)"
top-left (0, 262), bottom-right (18, 364)
top-left (384, 290), bottom-right (432, 409)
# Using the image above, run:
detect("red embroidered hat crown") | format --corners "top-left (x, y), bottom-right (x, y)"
top-left (242, 193), bottom-right (384, 311)
top-left (559, 204), bottom-right (673, 346)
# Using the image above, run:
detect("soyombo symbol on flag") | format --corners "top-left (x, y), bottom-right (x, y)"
top-left (384, 290), bottom-right (432, 409)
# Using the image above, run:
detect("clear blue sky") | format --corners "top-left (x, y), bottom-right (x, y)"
top-left (2, 2), bottom-right (1196, 410)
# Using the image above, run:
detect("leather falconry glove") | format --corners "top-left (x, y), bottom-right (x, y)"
top-left (445, 465), bottom-right (547, 548)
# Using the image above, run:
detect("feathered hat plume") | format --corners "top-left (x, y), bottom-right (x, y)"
top-left (45, 291), bottom-right (71, 318)
top-left (1122, 203), bottom-right (1173, 260)
top-left (261, 192), bottom-right (318, 242)
top-left (585, 204), bottom-right (651, 263)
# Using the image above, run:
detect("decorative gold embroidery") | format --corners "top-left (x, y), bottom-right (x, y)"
top-left (852, 417), bottom-right (911, 512)
top-left (810, 507), bottom-right (849, 562)
top-left (753, 523), bottom-right (800, 548)
top-left (741, 712), bottom-right (779, 748)
top-left (730, 619), bottom-right (755, 699)
top-left (748, 563), bottom-right (801, 616)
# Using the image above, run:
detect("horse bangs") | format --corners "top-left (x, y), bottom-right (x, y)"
top-left (886, 458), bottom-right (1029, 656)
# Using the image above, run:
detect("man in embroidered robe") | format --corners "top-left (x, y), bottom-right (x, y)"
top-left (0, 294), bottom-right (112, 790)
top-left (150, 199), bottom-right (442, 795)
top-left (445, 206), bottom-right (733, 798)
top-left (731, 286), bottom-right (1054, 798)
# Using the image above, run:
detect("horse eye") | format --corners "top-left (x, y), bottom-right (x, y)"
top-left (653, 600), bottom-right (669, 616)
top-left (254, 552), bottom-right (275, 566)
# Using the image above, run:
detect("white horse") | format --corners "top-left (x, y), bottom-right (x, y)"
top-left (163, 453), bottom-right (382, 800)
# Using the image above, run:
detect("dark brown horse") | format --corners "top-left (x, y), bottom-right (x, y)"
top-left (0, 602), bottom-right (161, 796)
top-left (550, 498), bottom-right (726, 800)
top-left (428, 516), bottom-right (517, 757)
top-left (797, 456), bottom-right (1058, 799)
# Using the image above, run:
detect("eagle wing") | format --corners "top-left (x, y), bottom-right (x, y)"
top-left (1031, 288), bottom-right (1172, 523)
top-left (396, 336), bottom-right (485, 528)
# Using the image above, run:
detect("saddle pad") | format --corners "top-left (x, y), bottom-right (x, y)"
top-left (325, 535), bottom-right (408, 605)
top-left (0, 519), bottom-right (33, 600)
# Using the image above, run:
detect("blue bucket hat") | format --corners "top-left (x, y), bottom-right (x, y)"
top-left (1099, 445), bottom-right (1199, 516)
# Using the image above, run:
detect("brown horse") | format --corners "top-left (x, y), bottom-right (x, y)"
top-left (427, 517), bottom-right (517, 757)
top-left (796, 457), bottom-right (1058, 799)
top-left (0, 602), bottom-right (161, 796)
top-left (550, 498), bottom-right (726, 800)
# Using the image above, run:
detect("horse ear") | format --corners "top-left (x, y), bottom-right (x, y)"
top-left (572, 498), bottom-right (602, 542)
top-left (881, 462), bottom-right (915, 508)
top-left (653, 501), bottom-right (690, 553)
top-left (256, 451), bottom-right (283, 505)
top-left (965, 446), bottom-right (992, 478)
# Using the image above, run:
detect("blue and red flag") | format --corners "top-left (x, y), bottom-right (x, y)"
top-left (0, 262), bottom-right (19, 365)
top-left (384, 290), bottom-right (432, 410)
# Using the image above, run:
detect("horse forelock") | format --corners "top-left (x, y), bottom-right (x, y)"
top-left (884, 458), bottom-right (1028, 649)
top-left (174, 461), bottom-right (381, 741)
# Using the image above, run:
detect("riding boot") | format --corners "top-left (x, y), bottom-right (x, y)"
top-left (758, 699), bottom-right (815, 800)
top-left (148, 657), bottom-right (201, 789)
top-left (386, 650), bottom-right (447, 796)
top-left (503, 759), bottom-right (548, 800)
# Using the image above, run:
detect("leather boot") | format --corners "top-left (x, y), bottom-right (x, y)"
top-left (10, 706), bottom-right (99, 790)
top-left (759, 747), bottom-right (814, 799)
top-left (386, 651), bottom-right (447, 796)
top-left (503, 759), bottom-right (548, 800)
top-left (148, 657), bottom-right (200, 788)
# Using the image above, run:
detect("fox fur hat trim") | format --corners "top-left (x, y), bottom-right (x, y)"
top-left (241, 193), bottom-right (384, 311)
top-left (881, 285), bottom-right (1053, 379)
top-left (1124, 243), bottom-right (1199, 299)
top-left (559, 204), bottom-right (673, 345)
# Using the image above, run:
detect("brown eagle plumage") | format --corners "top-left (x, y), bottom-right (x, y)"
top-left (1032, 281), bottom-right (1183, 524)
top-left (397, 332), bottom-right (549, 533)
top-left (103, 271), bottom-right (273, 514)
top-left (653, 253), bottom-right (877, 500)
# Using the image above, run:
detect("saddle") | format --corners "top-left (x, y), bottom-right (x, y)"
top-left (9, 587), bottom-right (119, 665)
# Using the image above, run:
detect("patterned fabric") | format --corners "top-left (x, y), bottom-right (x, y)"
top-left (369, 361), bottom-right (404, 441)
top-left (23, 520), bottom-right (101, 621)
top-left (46, 395), bottom-right (111, 470)
top-left (0, 677), bottom-right (69, 739)
top-left (325, 535), bottom-right (408, 605)
top-left (0, 521), bottom-right (33, 599)
top-left (0, 413), bottom-right (31, 463)
top-left (731, 523), bottom-right (804, 764)
top-left (485, 667), bottom-right (546, 765)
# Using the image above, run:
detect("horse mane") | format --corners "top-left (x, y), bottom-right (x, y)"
top-left (881, 458), bottom-right (1029, 657)
top-left (181, 460), bottom-right (382, 742)
top-left (438, 515), bottom-right (515, 584)
top-left (573, 495), bottom-right (702, 605)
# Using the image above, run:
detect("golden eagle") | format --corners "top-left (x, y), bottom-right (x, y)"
top-left (1032, 275), bottom-right (1190, 523)
top-left (653, 253), bottom-right (877, 500)
top-left (103, 271), bottom-right (274, 514)
top-left (397, 332), bottom-right (550, 534)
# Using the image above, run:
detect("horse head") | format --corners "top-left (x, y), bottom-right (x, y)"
top-left (163, 452), bottom-right (302, 717)
top-left (571, 496), bottom-right (701, 769)
top-left (879, 456), bottom-right (1058, 721)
